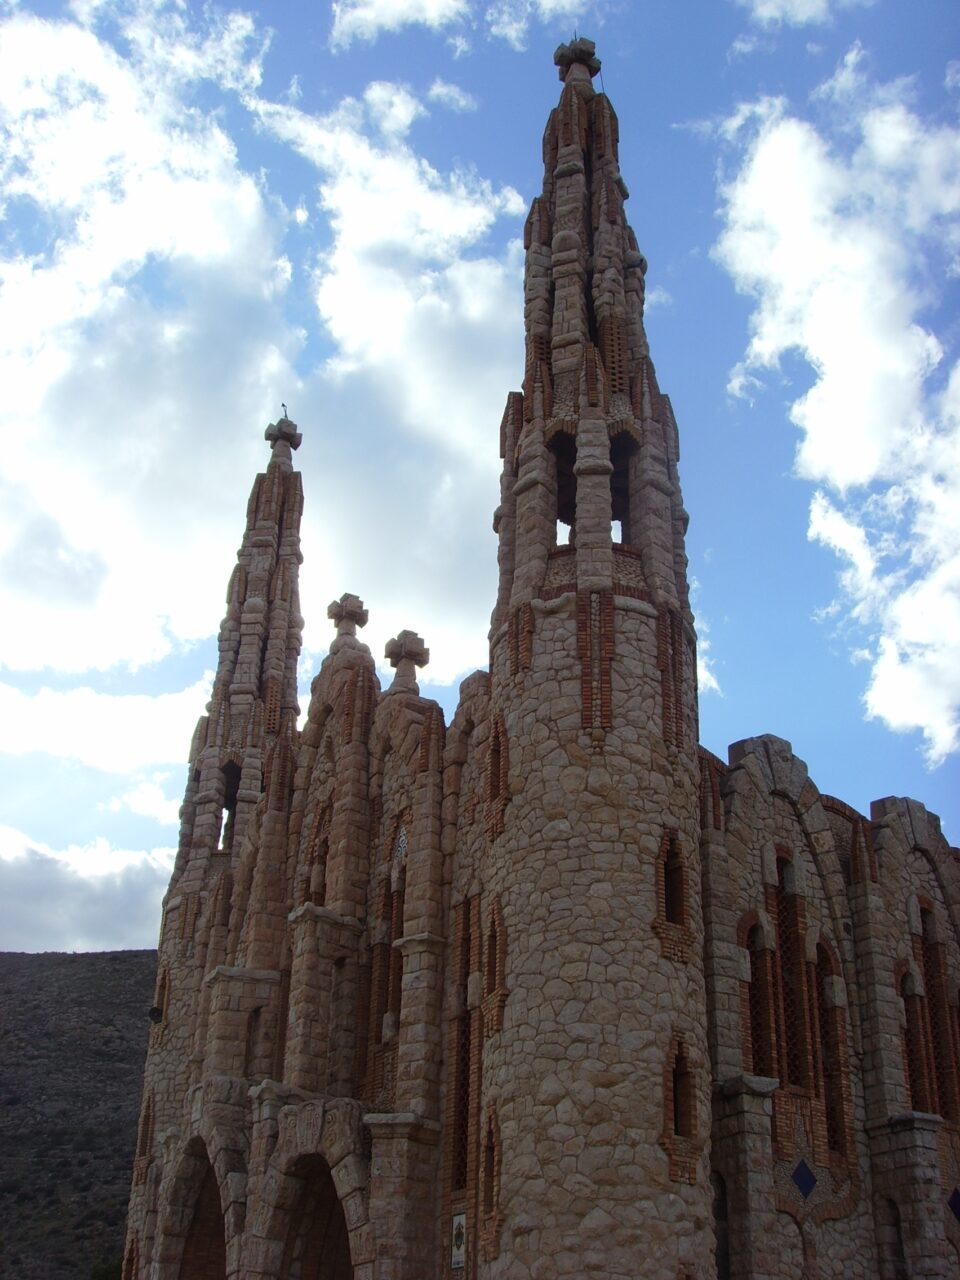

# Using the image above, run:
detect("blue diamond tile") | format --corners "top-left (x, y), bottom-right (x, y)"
top-left (792, 1159), bottom-right (817, 1199)
top-left (949, 1187), bottom-right (960, 1223)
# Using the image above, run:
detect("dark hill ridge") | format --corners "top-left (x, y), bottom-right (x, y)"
top-left (0, 950), bottom-right (157, 1280)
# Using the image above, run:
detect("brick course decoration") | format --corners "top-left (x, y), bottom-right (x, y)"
top-left (125, 38), bottom-right (960, 1280)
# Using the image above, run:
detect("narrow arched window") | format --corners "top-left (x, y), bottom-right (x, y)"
top-left (900, 971), bottom-right (929, 1112)
top-left (219, 762), bottom-right (241, 855)
top-left (485, 916), bottom-right (498, 997)
top-left (488, 729), bottom-right (501, 802)
top-left (920, 909), bottom-right (958, 1121)
top-left (672, 1042), bottom-right (693, 1138)
top-left (816, 945), bottom-right (845, 1153)
top-left (482, 1112), bottom-right (497, 1217)
top-left (452, 900), bottom-right (473, 1193)
top-left (551, 433), bottom-right (577, 546)
top-left (609, 432), bottom-right (636, 546)
top-left (664, 835), bottom-right (684, 925)
top-left (746, 926), bottom-right (773, 1076)
top-left (775, 855), bottom-right (809, 1088)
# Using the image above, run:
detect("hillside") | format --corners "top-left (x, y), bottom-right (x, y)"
top-left (0, 950), bottom-right (157, 1280)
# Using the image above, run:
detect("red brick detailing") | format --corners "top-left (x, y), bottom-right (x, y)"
top-left (656, 607), bottom-right (685, 748)
top-left (653, 829), bottom-right (694, 964)
top-left (133, 1093), bottom-right (155, 1186)
top-left (659, 1034), bottom-right (702, 1183)
top-left (599, 314), bottom-right (628, 395)
top-left (773, 853), bottom-right (812, 1093)
top-left (298, 805), bottom-right (330, 906)
top-left (485, 717), bottom-right (508, 840)
top-left (585, 342), bottom-right (601, 407)
top-left (478, 1105), bottom-right (504, 1262)
top-left (499, 390), bottom-right (523, 463)
top-left (419, 704), bottom-right (446, 773)
top-left (523, 333), bottom-right (552, 420)
top-left (698, 748), bottom-right (726, 832)
top-left (741, 918), bottom-right (777, 1078)
top-left (577, 589), bottom-right (615, 734)
top-left (482, 897), bottom-right (509, 1035)
top-left (263, 675), bottom-right (281, 734)
top-left (149, 966), bottom-right (170, 1044)
top-left (122, 1234), bottom-right (140, 1280)
top-left (343, 664), bottom-right (376, 740)
top-left (362, 823), bottom-right (408, 1108)
top-left (813, 944), bottom-right (848, 1155)
top-left (519, 603), bottom-right (534, 672)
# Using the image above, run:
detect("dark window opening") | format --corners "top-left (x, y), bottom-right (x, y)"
top-left (551, 433), bottom-right (577, 546)
top-left (664, 837), bottom-right (684, 925)
top-left (672, 1043), bottom-right (693, 1138)
top-left (219, 762), bottom-right (241, 855)
top-left (610, 433), bottom-right (636, 546)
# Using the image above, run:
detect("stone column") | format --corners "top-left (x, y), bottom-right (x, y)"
top-left (868, 1112), bottom-right (951, 1277)
top-left (365, 1113), bottom-right (441, 1279)
top-left (713, 1074), bottom-right (780, 1280)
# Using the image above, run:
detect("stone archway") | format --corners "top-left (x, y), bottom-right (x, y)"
top-left (180, 1158), bottom-right (226, 1280)
top-left (248, 1093), bottom-right (374, 1279)
top-left (279, 1154), bottom-right (353, 1280)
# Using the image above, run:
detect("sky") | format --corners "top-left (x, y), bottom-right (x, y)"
top-left (0, 0), bottom-right (958, 951)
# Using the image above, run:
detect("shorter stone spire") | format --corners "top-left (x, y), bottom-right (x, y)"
top-left (328, 593), bottom-right (369, 652)
top-left (554, 36), bottom-right (600, 86)
top-left (385, 630), bottom-right (429, 694)
top-left (264, 411), bottom-right (302, 470)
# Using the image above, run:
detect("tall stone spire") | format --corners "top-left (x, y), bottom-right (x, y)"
top-left (484, 41), bottom-right (712, 1275)
top-left (172, 413), bottom-right (304, 885)
top-left (494, 37), bottom-right (690, 639)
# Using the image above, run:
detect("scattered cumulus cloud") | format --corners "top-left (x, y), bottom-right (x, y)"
top-left (0, 675), bottom-right (213, 773)
top-left (714, 47), bottom-right (960, 764)
top-left (428, 77), bottom-right (478, 111)
top-left (330, 0), bottom-right (469, 49)
top-left (737, 0), bottom-right (873, 26)
top-left (329, 0), bottom-right (599, 52)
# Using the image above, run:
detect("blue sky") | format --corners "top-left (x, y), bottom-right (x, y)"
top-left (0, 0), bottom-right (958, 950)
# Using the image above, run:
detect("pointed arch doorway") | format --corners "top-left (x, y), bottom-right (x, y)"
top-left (179, 1157), bottom-right (226, 1280)
top-left (280, 1154), bottom-right (353, 1280)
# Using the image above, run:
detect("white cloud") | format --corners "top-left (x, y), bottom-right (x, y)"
top-left (364, 80), bottom-right (426, 137)
top-left (0, 825), bottom-right (173, 950)
top-left (428, 77), bottom-right (478, 112)
top-left (0, 674), bottom-right (212, 773)
top-left (485, 0), bottom-right (585, 50)
top-left (737, 0), bottom-right (872, 26)
top-left (714, 52), bottom-right (960, 764)
top-left (237, 85), bottom-right (526, 678)
top-left (105, 777), bottom-right (181, 826)
top-left (0, 8), bottom-right (303, 674)
top-left (330, 0), bottom-right (469, 49)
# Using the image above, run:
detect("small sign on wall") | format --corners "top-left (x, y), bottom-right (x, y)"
top-left (451, 1212), bottom-right (466, 1270)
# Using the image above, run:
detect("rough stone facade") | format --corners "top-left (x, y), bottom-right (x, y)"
top-left (124, 40), bottom-right (960, 1280)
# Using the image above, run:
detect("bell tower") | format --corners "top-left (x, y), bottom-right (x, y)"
top-left (483, 38), bottom-right (712, 1276)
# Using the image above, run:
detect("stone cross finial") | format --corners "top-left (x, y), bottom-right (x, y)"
top-left (554, 37), bottom-right (601, 81)
top-left (265, 416), bottom-right (302, 451)
top-left (385, 630), bottom-right (429, 693)
top-left (328, 593), bottom-right (369, 637)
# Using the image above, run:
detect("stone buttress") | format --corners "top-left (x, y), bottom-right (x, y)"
top-left (473, 38), bottom-right (713, 1279)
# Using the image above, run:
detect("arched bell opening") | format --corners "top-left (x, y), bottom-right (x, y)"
top-left (610, 432), bottom-right (637, 546)
top-left (550, 433), bottom-right (577, 547)
top-left (280, 1154), bottom-right (354, 1280)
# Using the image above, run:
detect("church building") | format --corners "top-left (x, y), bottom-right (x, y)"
top-left (124, 39), bottom-right (960, 1279)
